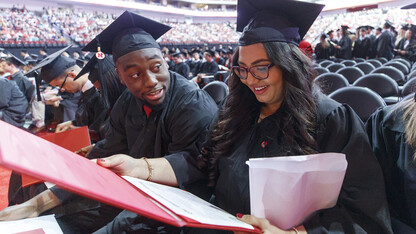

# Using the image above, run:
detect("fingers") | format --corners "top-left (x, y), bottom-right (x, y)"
top-left (238, 214), bottom-right (270, 230)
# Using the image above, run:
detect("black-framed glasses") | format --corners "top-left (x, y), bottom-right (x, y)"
top-left (59, 70), bottom-right (73, 91)
top-left (232, 64), bottom-right (274, 80)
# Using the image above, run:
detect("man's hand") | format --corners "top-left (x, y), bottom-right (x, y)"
top-left (55, 121), bottom-right (76, 133)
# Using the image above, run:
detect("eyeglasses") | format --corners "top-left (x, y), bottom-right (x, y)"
top-left (59, 70), bottom-right (73, 91)
top-left (232, 64), bottom-right (274, 80)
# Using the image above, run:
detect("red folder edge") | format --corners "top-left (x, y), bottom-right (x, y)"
top-left (21, 126), bottom-right (91, 187)
top-left (0, 121), bottom-right (260, 232)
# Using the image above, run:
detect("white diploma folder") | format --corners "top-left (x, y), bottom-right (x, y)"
top-left (246, 153), bottom-right (347, 230)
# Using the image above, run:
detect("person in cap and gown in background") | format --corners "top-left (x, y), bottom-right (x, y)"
top-left (395, 24), bottom-right (408, 49)
top-left (23, 46), bottom-right (108, 137)
top-left (192, 49), bottom-right (219, 87)
top-left (224, 48), bottom-right (233, 70)
top-left (395, 25), bottom-right (416, 62)
top-left (189, 50), bottom-right (202, 77)
top-left (0, 54), bottom-right (35, 105)
top-left (0, 54), bottom-right (45, 133)
top-left (199, 0), bottom-right (389, 233)
top-left (0, 11), bottom-right (218, 234)
top-left (7, 46), bottom-right (108, 207)
top-left (354, 26), bottom-right (372, 59)
top-left (39, 48), bottom-right (48, 60)
top-left (365, 94), bottom-right (416, 233)
top-left (171, 52), bottom-right (191, 79)
top-left (214, 49), bottom-right (226, 66)
top-left (377, 21), bottom-right (395, 60)
top-left (0, 78), bottom-right (28, 128)
top-left (334, 25), bottom-right (353, 59)
top-left (314, 33), bottom-right (331, 60)
top-left (326, 30), bottom-right (338, 58)
top-left (20, 49), bottom-right (32, 61)
top-left (366, 25), bottom-right (377, 59)
top-left (71, 54), bottom-right (126, 142)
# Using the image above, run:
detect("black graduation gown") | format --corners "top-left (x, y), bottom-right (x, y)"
top-left (337, 36), bottom-right (353, 59)
top-left (314, 42), bottom-right (331, 60)
top-left (9, 71), bottom-right (35, 103)
top-left (74, 87), bottom-right (107, 141)
top-left (377, 31), bottom-right (394, 60)
top-left (366, 103), bottom-right (416, 233)
top-left (49, 72), bottom-right (218, 233)
top-left (0, 78), bottom-right (28, 127)
top-left (172, 62), bottom-right (191, 79)
top-left (354, 37), bottom-right (371, 59)
top-left (211, 93), bottom-right (392, 233)
top-left (197, 61), bottom-right (218, 75)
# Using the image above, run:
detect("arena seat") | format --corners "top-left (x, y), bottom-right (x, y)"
top-left (354, 58), bottom-right (366, 63)
top-left (341, 60), bottom-right (356, 66)
top-left (392, 58), bottom-right (411, 70)
top-left (367, 59), bottom-right (383, 68)
top-left (371, 66), bottom-right (406, 85)
top-left (408, 70), bottom-right (416, 81)
top-left (354, 62), bottom-right (376, 74)
top-left (319, 60), bottom-right (334, 68)
top-left (327, 63), bottom-right (346, 72)
top-left (336, 66), bottom-right (365, 84)
top-left (314, 73), bottom-right (349, 95)
top-left (202, 81), bottom-right (229, 108)
top-left (314, 67), bottom-right (330, 75)
top-left (353, 74), bottom-right (400, 104)
top-left (376, 57), bottom-right (388, 64)
top-left (402, 78), bottom-right (416, 97)
top-left (384, 61), bottom-right (409, 75)
top-left (329, 86), bottom-right (386, 122)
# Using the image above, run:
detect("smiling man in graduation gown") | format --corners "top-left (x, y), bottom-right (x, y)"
top-left (0, 11), bottom-right (218, 233)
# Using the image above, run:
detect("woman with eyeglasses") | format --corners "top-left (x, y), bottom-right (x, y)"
top-left (196, 0), bottom-right (392, 233)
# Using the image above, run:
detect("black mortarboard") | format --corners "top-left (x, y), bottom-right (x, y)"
top-left (341, 25), bottom-right (349, 30)
top-left (76, 58), bottom-right (85, 68)
top-left (320, 33), bottom-right (328, 39)
top-left (25, 45), bottom-right (75, 84)
top-left (384, 20), bottom-right (394, 28)
top-left (401, 3), bottom-right (416, 9)
top-left (204, 49), bottom-right (215, 57)
top-left (327, 30), bottom-right (334, 35)
top-left (172, 52), bottom-right (181, 58)
top-left (82, 11), bottom-right (171, 62)
top-left (401, 23), bottom-right (409, 30)
top-left (74, 54), bottom-right (115, 83)
top-left (366, 25), bottom-right (374, 30)
top-left (26, 59), bottom-right (37, 66)
top-left (30, 54), bottom-right (39, 60)
top-left (237, 0), bottom-right (324, 46)
top-left (2, 53), bottom-right (26, 66)
top-left (226, 48), bottom-right (234, 54)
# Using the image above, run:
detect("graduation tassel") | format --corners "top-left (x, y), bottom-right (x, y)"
top-left (96, 38), bottom-right (110, 110)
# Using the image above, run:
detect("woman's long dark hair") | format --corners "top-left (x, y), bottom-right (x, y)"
top-left (205, 41), bottom-right (319, 185)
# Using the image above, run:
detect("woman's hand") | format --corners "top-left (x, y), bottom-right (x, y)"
top-left (95, 154), bottom-right (146, 179)
top-left (55, 121), bottom-right (76, 133)
top-left (235, 214), bottom-right (306, 234)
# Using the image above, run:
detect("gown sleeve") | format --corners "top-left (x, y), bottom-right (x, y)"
top-left (164, 89), bottom-right (218, 190)
top-left (303, 104), bottom-right (392, 234)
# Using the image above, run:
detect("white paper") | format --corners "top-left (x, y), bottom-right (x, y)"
top-left (123, 176), bottom-right (254, 230)
top-left (246, 153), bottom-right (347, 230)
top-left (0, 215), bottom-right (63, 234)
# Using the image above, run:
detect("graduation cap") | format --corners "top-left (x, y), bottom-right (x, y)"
top-left (82, 10), bottom-right (171, 62)
top-left (384, 20), bottom-right (394, 29)
top-left (204, 49), bottom-right (215, 57)
top-left (401, 3), bottom-right (416, 9)
top-left (171, 52), bottom-right (182, 58)
top-left (366, 25), bottom-right (374, 30)
top-left (25, 45), bottom-right (75, 84)
top-left (401, 23), bottom-right (409, 31)
top-left (74, 54), bottom-right (115, 83)
top-left (341, 25), bottom-right (349, 30)
top-left (26, 59), bottom-right (37, 66)
top-left (1, 53), bottom-right (26, 66)
top-left (327, 30), bottom-right (334, 35)
top-left (76, 58), bottom-right (85, 68)
top-left (30, 54), bottom-right (39, 60)
top-left (237, 0), bottom-right (324, 46)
